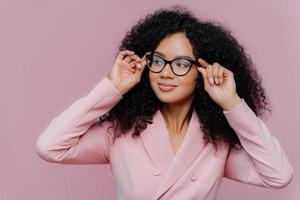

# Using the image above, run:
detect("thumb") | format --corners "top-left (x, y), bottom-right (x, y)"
top-left (197, 66), bottom-right (209, 87)
top-left (136, 59), bottom-right (147, 75)
top-left (136, 51), bottom-right (150, 76)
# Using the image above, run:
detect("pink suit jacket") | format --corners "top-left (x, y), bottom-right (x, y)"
top-left (36, 77), bottom-right (294, 200)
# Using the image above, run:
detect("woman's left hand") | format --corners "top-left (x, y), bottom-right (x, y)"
top-left (197, 58), bottom-right (242, 111)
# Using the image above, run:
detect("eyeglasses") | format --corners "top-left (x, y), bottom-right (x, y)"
top-left (145, 53), bottom-right (200, 76)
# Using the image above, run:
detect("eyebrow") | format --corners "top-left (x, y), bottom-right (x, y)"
top-left (154, 51), bottom-right (195, 60)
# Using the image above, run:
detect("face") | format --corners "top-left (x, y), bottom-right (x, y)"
top-left (149, 32), bottom-right (199, 104)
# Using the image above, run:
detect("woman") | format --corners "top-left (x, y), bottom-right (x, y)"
top-left (36, 5), bottom-right (294, 200)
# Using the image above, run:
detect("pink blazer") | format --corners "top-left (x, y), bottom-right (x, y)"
top-left (36, 77), bottom-right (294, 200)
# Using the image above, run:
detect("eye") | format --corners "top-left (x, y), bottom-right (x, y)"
top-left (174, 59), bottom-right (191, 68)
top-left (152, 56), bottom-right (164, 65)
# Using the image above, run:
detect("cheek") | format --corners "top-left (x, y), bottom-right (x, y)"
top-left (180, 76), bottom-right (197, 86)
top-left (149, 72), bottom-right (155, 82)
top-left (179, 69), bottom-right (198, 90)
top-left (178, 78), bottom-right (197, 95)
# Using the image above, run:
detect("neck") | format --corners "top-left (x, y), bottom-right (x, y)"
top-left (160, 97), bottom-right (193, 135)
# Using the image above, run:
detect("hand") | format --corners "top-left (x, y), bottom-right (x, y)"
top-left (107, 50), bottom-right (150, 95)
top-left (197, 58), bottom-right (242, 111)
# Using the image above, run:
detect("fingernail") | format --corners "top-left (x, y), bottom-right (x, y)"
top-left (215, 78), bottom-right (219, 84)
top-left (137, 64), bottom-right (141, 68)
top-left (209, 78), bottom-right (214, 85)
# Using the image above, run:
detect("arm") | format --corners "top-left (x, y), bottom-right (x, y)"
top-left (35, 77), bottom-right (123, 164)
top-left (223, 98), bottom-right (294, 189)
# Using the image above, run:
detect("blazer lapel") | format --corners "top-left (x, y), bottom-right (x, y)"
top-left (140, 109), bottom-right (174, 173)
top-left (140, 108), bottom-right (206, 199)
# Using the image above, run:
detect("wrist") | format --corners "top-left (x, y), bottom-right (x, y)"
top-left (106, 76), bottom-right (125, 96)
top-left (221, 95), bottom-right (242, 112)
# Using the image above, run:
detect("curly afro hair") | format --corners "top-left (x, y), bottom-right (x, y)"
top-left (96, 4), bottom-right (272, 151)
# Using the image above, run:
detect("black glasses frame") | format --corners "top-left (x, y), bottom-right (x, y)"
top-left (145, 53), bottom-right (200, 76)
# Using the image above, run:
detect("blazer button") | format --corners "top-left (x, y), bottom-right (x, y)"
top-left (152, 168), bottom-right (161, 176)
top-left (190, 173), bottom-right (198, 181)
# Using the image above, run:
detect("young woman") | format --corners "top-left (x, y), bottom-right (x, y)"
top-left (36, 5), bottom-right (294, 200)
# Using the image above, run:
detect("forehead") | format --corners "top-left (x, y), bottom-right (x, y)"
top-left (154, 32), bottom-right (195, 60)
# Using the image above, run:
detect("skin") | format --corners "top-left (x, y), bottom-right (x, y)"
top-left (108, 32), bottom-right (242, 152)
top-left (148, 32), bottom-right (199, 138)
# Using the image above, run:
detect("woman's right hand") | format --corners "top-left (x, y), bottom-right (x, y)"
top-left (107, 50), bottom-right (150, 95)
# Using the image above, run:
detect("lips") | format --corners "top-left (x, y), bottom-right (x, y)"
top-left (157, 82), bottom-right (177, 92)
top-left (157, 82), bottom-right (178, 87)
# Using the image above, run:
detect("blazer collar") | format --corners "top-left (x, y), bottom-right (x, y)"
top-left (140, 107), bottom-right (205, 199)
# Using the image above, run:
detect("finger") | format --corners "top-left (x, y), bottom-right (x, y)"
top-left (129, 60), bottom-right (136, 69)
top-left (197, 67), bottom-right (209, 88)
top-left (124, 55), bottom-right (140, 69)
top-left (206, 64), bottom-right (214, 85)
top-left (198, 58), bottom-right (210, 69)
top-left (218, 66), bottom-right (225, 84)
top-left (128, 55), bottom-right (142, 69)
top-left (117, 50), bottom-right (135, 60)
top-left (129, 51), bottom-right (152, 69)
top-left (120, 60), bottom-right (135, 73)
top-left (124, 55), bottom-right (133, 63)
top-left (130, 54), bottom-right (142, 62)
top-left (136, 51), bottom-right (151, 69)
top-left (136, 59), bottom-right (147, 74)
top-left (223, 67), bottom-right (233, 78)
top-left (141, 51), bottom-right (150, 61)
top-left (212, 63), bottom-right (220, 84)
top-left (133, 52), bottom-right (149, 64)
top-left (120, 49), bottom-right (135, 56)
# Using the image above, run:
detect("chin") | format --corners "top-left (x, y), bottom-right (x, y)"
top-left (152, 86), bottom-right (189, 104)
top-left (156, 95), bottom-right (180, 104)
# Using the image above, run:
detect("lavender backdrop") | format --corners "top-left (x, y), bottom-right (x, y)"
top-left (0, 1), bottom-right (298, 199)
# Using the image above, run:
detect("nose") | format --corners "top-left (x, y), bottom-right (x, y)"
top-left (161, 63), bottom-right (174, 77)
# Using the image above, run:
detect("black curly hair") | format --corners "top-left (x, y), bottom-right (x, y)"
top-left (96, 4), bottom-right (272, 151)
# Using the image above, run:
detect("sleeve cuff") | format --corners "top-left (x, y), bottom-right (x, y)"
top-left (222, 98), bottom-right (260, 131)
top-left (86, 76), bottom-right (123, 108)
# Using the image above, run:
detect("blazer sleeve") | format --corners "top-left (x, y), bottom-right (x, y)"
top-left (35, 77), bottom-right (123, 164)
top-left (223, 98), bottom-right (294, 189)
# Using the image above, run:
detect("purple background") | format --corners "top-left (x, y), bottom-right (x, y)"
top-left (0, 0), bottom-right (298, 199)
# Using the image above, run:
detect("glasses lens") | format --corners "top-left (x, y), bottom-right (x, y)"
top-left (146, 55), bottom-right (193, 76)
top-left (171, 59), bottom-right (192, 75)
top-left (148, 55), bottom-right (165, 72)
